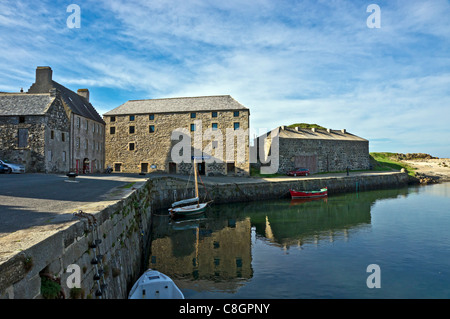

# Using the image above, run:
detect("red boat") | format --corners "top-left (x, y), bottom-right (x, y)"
top-left (289, 187), bottom-right (328, 199)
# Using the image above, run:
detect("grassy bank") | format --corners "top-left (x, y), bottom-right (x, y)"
top-left (370, 152), bottom-right (416, 176)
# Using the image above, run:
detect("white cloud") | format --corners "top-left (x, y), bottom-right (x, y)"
top-left (0, 0), bottom-right (449, 157)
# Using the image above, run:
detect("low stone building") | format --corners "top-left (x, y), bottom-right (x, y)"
top-left (257, 125), bottom-right (370, 174)
top-left (103, 95), bottom-right (250, 176)
top-left (0, 91), bottom-right (70, 173)
top-left (0, 66), bottom-right (106, 173)
top-left (27, 67), bottom-right (106, 173)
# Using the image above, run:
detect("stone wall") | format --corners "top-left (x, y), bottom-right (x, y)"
top-left (104, 110), bottom-right (250, 176)
top-left (276, 138), bottom-right (370, 174)
top-left (0, 181), bottom-right (152, 299)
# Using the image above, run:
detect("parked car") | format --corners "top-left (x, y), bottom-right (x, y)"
top-left (287, 168), bottom-right (310, 176)
top-left (0, 163), bottom-right (12, 174)
top-left (0, 159), bottom-right (25, 173)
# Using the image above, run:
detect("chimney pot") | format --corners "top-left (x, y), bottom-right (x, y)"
top-left (295, 127), bottom-right (300, 131)
top-left (341, 129), bottom-right (346, 134)
top-left (327, 128), bottom-right (331, 133)
top-left (311, 128), bottom-right (316, 132)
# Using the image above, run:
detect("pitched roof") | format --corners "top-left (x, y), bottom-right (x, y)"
top-left (273, 126), bottom-right (368, 142)
top-left (0, 93), bottom-right (55, 116)
top-left (103, 95), bottom-right (249, 116)
top-left (51, 81), bottom-right (105, 124)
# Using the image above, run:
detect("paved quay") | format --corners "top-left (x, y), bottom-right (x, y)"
top-left (0, 170), bottom-right (398, 237)
top-left (0, 170), bottom-right (399, 265)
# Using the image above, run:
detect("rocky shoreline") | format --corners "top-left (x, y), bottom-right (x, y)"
top-left (402, 158), bottom-right (450, 185)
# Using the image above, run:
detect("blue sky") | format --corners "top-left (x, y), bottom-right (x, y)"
top-left (1, 0), bottom-right (449, 157)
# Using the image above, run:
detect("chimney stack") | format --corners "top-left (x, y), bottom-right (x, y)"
top-left (36, 66), bottom-right (52, 86)
top-left (28, 66), bottom-right (53, 93)
top-left (77, 89), bottom-right (90, 102)
top-left (341, 129), bottom-right (346, 134)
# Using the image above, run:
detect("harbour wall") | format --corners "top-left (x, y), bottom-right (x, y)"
top-left (148, 172), bottom-right (410, 210)
top-left (0, 171), bottom-right (408, 299)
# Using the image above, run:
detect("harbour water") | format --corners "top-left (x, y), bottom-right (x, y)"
top-left (147, 182), bottom-right (450, 299)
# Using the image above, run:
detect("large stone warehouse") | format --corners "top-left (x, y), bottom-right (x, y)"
top-left (256, 125), bottom-right (370, 174)
top-left (103, 95), bottom-right (250, 176)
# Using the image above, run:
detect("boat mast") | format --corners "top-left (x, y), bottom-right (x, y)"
top-left (193, 159), bottom-right (199, 206)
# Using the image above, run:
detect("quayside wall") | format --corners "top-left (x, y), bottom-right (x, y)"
top-left (0, 172), bottom-right (408, 299)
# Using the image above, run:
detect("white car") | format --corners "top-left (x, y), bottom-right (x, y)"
top-left (0, 159), bottom-right (25, 173)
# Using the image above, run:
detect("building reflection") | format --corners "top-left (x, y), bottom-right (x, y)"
top-left (148, 186), bottom-right (409, 292)
top-left (149, 216), bottom-right (252, 292)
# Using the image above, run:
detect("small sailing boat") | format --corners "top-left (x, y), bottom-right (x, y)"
top-left (169, 158), bottom-right (212, 218)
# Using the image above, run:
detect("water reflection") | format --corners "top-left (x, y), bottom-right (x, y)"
top-left (148, 186), bottom-right (410, 293)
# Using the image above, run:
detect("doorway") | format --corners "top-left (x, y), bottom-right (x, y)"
top-left (169, 162), bottom-right (177, 174)
top-left (83, 158), bottom-right (90, 174)
top-left (197, 161), bottom-right (205, 175)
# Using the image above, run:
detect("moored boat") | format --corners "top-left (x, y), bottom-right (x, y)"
top-left (128, 269), bottom-right (184, 299)
top-left (289, 187), bottom-right (328, 199)
top-left (169, 158), bottom-right (212, 218)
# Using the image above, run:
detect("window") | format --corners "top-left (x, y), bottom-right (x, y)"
top-left (110, 127), bottom-right (115, 134)
top-left (62, 151), bottom-right (66, 162)
top-left (129, 126), bottom-right (135, 134)
top-left (50, 130), bottom-right (54, 139)
top-left (85, 139), bottom-right (88, 150)
top-left (110, 116), bottom-right (116, 122)
top-left (76, 137), bottom-right (80, 149)
top-left (211, 111), bottom-right (217, 118)
top-left (76, 117), bottom-right (80, 128)
top-left (18, 128), bottom-right (28, 148)
top-left (62, 133), bottom-right (65, 142)
top-left (190, 112), bottom-right (196, 119)
top-left (48, 150), bottom-right (52, 161)
top-left (129, 142), bottom-right (135, 151)
top-left (212, 123), bottom-right (218, 131)
top-left (129, 115), bottom-right (135, 121)
top-left (233, 111), bottom-right (239, 117)
top-left (234, 122), bottom-right (240, 130)
top-left (149, 114), bottom-right (154, 120)
top-left (19, 116), bottom-right (25, 123)
top-left (149, 125), bottom-right (155, 133)
top-left (86, 120), bottom-right (89, 131)
top-left (190, 124), bottom-right (196, 132)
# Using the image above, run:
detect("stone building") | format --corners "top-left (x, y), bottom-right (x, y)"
top-left (27, 67), bottom-right (106, 173)
top-left (257, 125), bottom-right (370, 174)
top-left (0, 90), bottom-right (70, 173)
top-left (103, 95), bottom-right (250, 176)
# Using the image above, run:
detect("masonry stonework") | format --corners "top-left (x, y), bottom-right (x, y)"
top-left (104, 96), bottom-right (250, 176)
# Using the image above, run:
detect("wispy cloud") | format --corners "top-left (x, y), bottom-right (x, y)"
top-left (0, 0), bottom-right (449, 157)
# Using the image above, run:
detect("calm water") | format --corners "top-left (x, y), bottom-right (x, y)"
top-left (147, 183), bottom-right (450, 299)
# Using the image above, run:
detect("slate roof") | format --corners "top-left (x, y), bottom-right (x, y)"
top-left (104, 95), bottom-right (249, 116)
top-left (0, 93), bottom-right (55, 116)
top-left (52, 81), bottom-right (105, 124)
top-left (272, 126), bottom-right (368, 142)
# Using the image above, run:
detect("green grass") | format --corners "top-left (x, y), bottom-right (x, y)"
top-left (370, 152), bottom-right (416, 176)
top-left (250, 166), bottom-right (285, 177)
top-left (119, 182), bottom-right (136, 189)
top-left (287, 123), bottom-right (327, 130)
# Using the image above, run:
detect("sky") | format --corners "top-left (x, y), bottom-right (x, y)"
top-left (0, 0), bottom-right (449, 157)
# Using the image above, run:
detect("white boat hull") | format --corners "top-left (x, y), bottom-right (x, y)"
top-left (169, 202), bottom-right (208, 216)
top-left (128, 269), bottom-right (184, 299)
